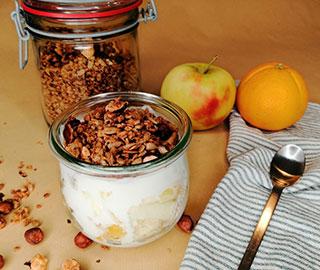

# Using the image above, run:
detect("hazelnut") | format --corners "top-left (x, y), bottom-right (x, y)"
top-left (0, 200), bottom-right (14, 215)
top-left (177, 214), bottom-right (194, 233)
top-left (74, 232), bottom-right (93, 249)
top-left (0, 255), bottom-right (4, 269)
top-left (24, 227), bottom-right (44, 245)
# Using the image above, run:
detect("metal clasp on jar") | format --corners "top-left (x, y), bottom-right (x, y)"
top-left (139, 0), bottom-right (158, 23)
top-left (11, 0), bottom-right (30, 69)
top-left (10, 0), bottom-right (158, 70)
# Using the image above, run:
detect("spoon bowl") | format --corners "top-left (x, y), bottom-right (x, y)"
top-left (238, 144), bottom-right (306, 270)
top-left (270, 144), bottom-right (305, 187)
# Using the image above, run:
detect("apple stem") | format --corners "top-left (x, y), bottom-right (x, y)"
top-left (203, 55), bottom-right (219, 74)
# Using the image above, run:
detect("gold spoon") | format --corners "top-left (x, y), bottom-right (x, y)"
top-left (238, 144), bottom-right (305, 270)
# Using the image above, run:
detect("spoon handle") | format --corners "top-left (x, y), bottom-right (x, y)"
top-left (238, 186), bottom-right (283, 270)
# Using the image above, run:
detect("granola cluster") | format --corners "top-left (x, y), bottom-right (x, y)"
top-left (39, 40), bottom-right (139, 123)
top-left (0, 180), bottom-right (41, 229)
top-left (30, 253), bottom-right (48, 270)
top-left (24, 255), bottom-right (81, 270)
top-left (61, 258), bottom-right (81, 270)
top-left (63, 97), bottom-right (179, 166)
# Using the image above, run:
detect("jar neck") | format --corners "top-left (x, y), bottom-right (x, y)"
top-left (22, 0), bottom-right (142, 18)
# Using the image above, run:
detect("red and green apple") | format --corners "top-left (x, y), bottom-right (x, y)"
top-left (160, 62), bottom-right (236, 130)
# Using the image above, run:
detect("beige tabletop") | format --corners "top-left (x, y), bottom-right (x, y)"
top-left (1, 0), bottom-right (320, 269)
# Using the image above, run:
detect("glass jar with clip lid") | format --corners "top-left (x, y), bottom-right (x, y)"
top-left (11, 0), bottom-right (158, 124)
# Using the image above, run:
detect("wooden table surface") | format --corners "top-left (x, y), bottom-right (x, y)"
top-left (1, 0), bottom-right (319, 269)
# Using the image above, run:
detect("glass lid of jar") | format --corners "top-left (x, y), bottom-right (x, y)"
top-left (21, 0), bottom-right (143, 18)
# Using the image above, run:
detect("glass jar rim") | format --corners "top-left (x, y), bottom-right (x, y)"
top-left (49, 92), bottom-right (192, 177)
top-left (21, 0), bottom-right (142, 19)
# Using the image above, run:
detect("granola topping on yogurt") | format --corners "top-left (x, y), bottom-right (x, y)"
top-left (63, 97), bottom-right (179, 166)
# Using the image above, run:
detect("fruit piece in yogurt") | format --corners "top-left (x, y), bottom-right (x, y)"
top-left (96, 224), bottom-right (127, 242)
top-left (129, 186), bottom-right (181, 241)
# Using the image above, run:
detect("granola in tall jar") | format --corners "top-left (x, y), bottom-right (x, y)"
top-left (38, 40), bottom-right (139, 123)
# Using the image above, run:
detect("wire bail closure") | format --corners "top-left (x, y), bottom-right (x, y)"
top-left (11, 0), bottom-right (158, 70)
top-left (11, 0), bottom-right (30, 69)
top-left (139, 0), bottom-right (158, 23)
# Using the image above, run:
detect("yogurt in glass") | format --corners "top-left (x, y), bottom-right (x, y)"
top-left (49, 92), bottom-right (192, 247)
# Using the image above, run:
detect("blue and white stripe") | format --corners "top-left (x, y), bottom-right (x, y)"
top-left (181, 102), bottom-right (320, 270)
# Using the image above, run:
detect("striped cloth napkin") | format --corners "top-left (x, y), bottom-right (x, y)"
top-left (181, 102), bottom-right (320, 270)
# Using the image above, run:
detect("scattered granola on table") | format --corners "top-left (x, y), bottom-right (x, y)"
top-left (63, 97), bottom-right (179, 166)
top-left (17, 161), bottom-right (25, 169)
top-left (100, 245), bottom-right (110, 250)
top-left (18, 170), bottom-right (28, 178)
top-left (43, 192), bottom-right (50, 199)
top-left (39, 40), bottom-right (139, 123)
top-left (61, 258), bottom-right (81, 270)
top-left (17, 161), bottom-right (37, 176)
top-left (0, 179), bottom-right (39, 229)
top-left (13, 246), bottom-right (21, 252)
top-left (10, 206), bottom-right (30, 225)
top-left (11, 180), bottom-right (35, 201)
top-left (0, 217), bottom-right (6, 229)
top-left (30, 253), bottom-right (48, 270)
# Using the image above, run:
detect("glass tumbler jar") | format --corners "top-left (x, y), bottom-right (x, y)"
top-left (49, 91), bottom-right (192, 247)
top-left (11, 0), bottom-right (157, 124)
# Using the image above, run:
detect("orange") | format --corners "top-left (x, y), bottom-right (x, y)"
top-left (236, 62), bottom-right (308, 131)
